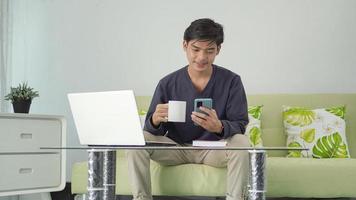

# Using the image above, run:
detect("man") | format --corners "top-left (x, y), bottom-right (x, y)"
top-left (126, 18), bottom-right (250, 200)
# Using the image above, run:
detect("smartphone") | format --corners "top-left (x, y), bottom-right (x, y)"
top-left (194, 98), bottom-right (213, 115)
top-left (194, 98), bottom-right (213, 126)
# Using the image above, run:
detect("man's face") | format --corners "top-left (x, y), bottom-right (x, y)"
top-left (183, 40), bottom-right (220, 73)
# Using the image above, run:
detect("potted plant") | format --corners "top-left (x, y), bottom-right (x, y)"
top-left (4, 82), bottom-right (39, 113)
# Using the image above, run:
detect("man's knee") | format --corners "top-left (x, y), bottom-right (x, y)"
top-left (143, 131), bottom-right (176, 144)
top-left (143, 131), bottom-right (158, 141)
top-left (225, 134), bottom-right (250, 162)
top-left (227, 134), bottom-right (250, 147)
top-left (125, 149), bottom-right (150, 159)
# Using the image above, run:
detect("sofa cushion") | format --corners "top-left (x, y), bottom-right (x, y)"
top-left (246, 105), bottom-right (263, 147)
top-left (71, 151), bottom-right (356, 197)
top-left (267, 157), bottom-right (356, 198)
top-left (71, 150), bottom-right (226, 196)
top-left (283, 105), bottom-right (350, 158)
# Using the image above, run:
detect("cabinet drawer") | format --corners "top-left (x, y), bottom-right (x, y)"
top-left (0, 118), bottom-right (62, 153)
top-left (0, 154), bottom-right (61, 192)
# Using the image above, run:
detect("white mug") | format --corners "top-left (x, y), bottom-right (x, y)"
top-left (168, 101), bottom-right (186, 122)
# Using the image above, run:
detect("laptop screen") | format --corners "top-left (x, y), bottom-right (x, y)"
top-left (68, 90), bottom-right (145, 146)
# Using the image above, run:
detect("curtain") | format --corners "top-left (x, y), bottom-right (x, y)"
top-left (0, 0), bottom-right (12, 112)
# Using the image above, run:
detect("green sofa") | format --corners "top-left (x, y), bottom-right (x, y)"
top-left (71, 94), bottom-right (356, 198)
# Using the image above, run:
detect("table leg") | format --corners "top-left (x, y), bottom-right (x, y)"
top-left (103, 150), bottom-right (116, 200)
top-left (247, 150), bottom-right (266, 200)
top-left (87, 149), bottom-right (103, 200)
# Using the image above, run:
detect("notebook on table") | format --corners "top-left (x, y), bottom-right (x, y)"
top-left (192, 140), bottom-right (227, 147)
top-left (67, 90), bottom-right (176, 147)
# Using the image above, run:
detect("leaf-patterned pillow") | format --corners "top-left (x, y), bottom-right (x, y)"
top-left (246, 105), bottom-right (263, 147)
top-left (283, 105), bottom-right (349, 158)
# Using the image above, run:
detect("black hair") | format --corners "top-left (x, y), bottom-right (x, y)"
top-left (183, 18), bottom-right (224, 46)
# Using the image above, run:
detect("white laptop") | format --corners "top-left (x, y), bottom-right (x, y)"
top-left (68, 90), bottom-right (175, 146)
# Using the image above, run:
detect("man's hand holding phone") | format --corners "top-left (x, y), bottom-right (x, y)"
top-left (152, 103), bottom-right (168, 127)
top-left (192, 107), bottom-right (223, 134)
top-left (191, 98), bottom-right (223, 134)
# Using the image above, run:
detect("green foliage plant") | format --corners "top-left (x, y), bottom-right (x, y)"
top-left (4, 82), bottom-right (39, 103)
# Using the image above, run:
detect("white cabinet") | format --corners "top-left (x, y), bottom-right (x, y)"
top-left (0, 113), bottom-right (66, 197)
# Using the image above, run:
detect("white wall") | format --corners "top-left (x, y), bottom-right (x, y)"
top-left (9, 0), bottom-right (356, 181)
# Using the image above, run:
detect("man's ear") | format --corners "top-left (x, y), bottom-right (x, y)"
top-left (216, 45), bottom-right (221, 55)
top-left (183, 40), bottom-right (188, 51)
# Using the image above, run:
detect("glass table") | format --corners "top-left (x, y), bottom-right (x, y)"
top-left (41, 146), bottom-right (307, 200)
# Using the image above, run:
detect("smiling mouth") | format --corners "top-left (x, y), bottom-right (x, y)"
top-left (196, 62), bottom-right (208, 67)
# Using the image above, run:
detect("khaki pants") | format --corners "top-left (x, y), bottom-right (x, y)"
top-left (126, 131), bottom-right (250, 200)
